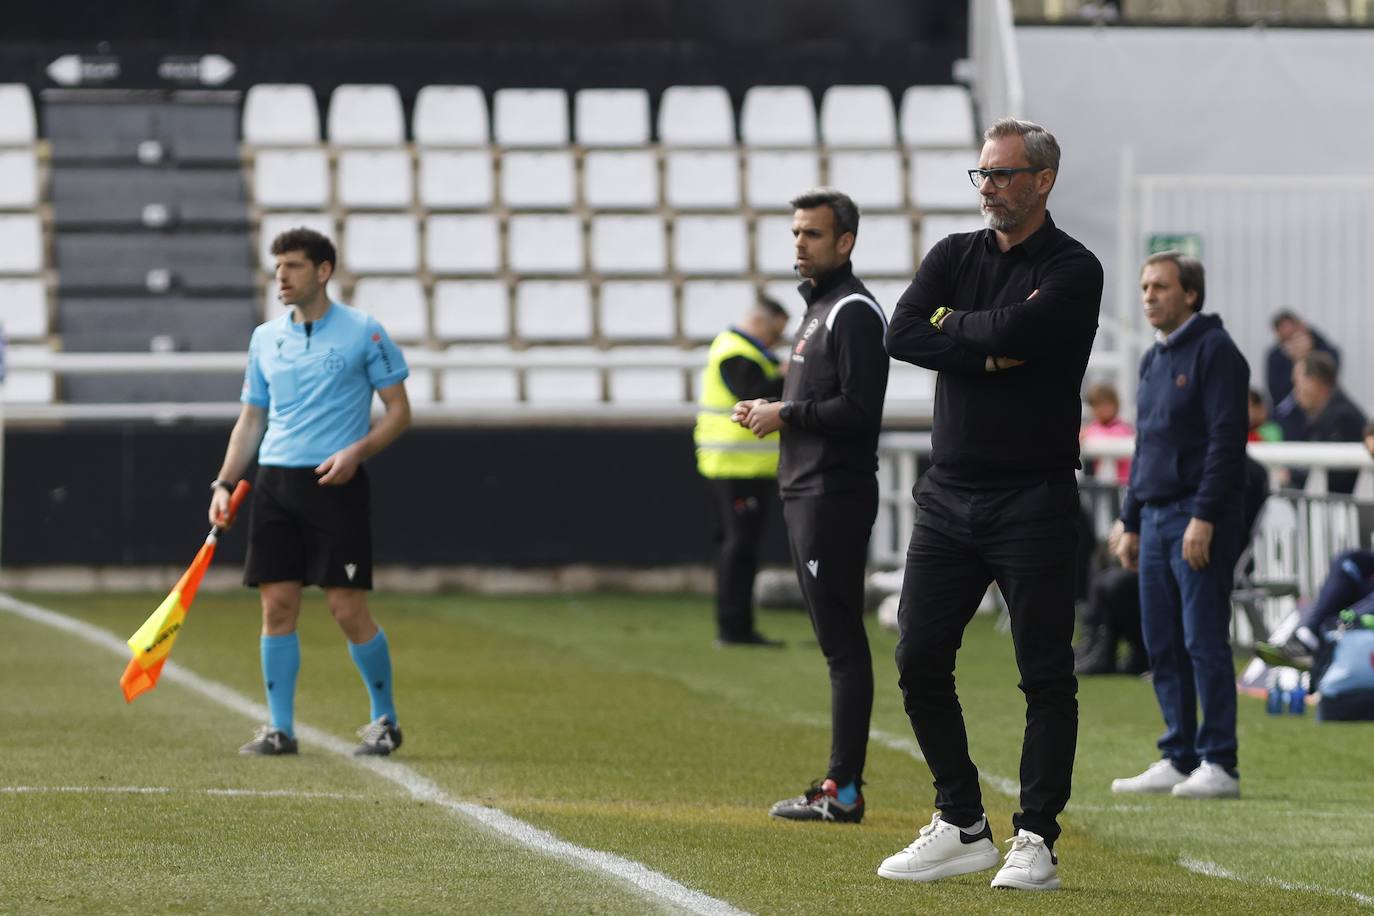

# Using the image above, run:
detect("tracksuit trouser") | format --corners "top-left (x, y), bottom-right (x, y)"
top-left (707, 477), bottom-right (777, 641)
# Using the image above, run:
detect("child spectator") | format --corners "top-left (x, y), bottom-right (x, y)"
top-left (1080, 381), bottom-right (1132, 485)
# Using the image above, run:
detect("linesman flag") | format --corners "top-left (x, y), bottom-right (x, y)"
top-left (119, 480), bottom-right (251, 702)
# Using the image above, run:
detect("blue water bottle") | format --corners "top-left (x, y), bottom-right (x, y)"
top-left (1288, 676), bottom-right (1306, 715)
top-left (1266, 680), bottom-right (1284, 715)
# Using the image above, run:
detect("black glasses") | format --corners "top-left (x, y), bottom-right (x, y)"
top-left (968, 167), bottom-right (1043, 189)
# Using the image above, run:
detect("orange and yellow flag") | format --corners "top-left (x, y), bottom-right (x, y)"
top-left (119, 540), bottom-right (215, 702)
top-left (120, 480), bottom-right (250, 703)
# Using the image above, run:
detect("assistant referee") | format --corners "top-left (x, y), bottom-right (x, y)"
top-left (208, 227), bottom-right (412, 757)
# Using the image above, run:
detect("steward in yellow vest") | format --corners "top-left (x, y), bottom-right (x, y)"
top-left (693, 298), bottom-right (790, 648)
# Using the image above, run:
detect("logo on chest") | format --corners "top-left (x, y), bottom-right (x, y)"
top-left (325, 350), bottom-right (346, 373)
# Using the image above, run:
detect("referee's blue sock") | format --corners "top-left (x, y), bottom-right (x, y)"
top-left (260, 633), bottom-right (300, 738)
top-left (348, 629), bottom-right (397, 725)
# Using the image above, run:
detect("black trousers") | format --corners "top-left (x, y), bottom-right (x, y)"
top-left (707, 477), bottom-right (778, 640)
top-left (894, 472), bottom-right (1079, 845)
top-left (783, 484), bottom-right (878, 787)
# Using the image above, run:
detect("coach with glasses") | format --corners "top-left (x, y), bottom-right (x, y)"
top-left (878, 119), bottom-right (1102, 892)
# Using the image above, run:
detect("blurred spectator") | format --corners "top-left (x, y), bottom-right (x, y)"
top-left (1246, 387), bottom-right (1282, 443)
top-left (1277, 351), bottom-right (1366, 494)
top-left (1265, 309), bottom-right (1339, 406)
top-left (1080, 380), bottom-right (1132, 484)
top-left (1255, 422), bottom-right (1374, 670)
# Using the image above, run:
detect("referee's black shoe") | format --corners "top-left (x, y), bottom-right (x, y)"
top-left (353, 715), bottom-right (403, 756)
top-left (769, 778), bottom-right (864, 823)
top-left (239, 725), bottom-right (298, 756)
top-left (715, 632), bottom-right (785, 649)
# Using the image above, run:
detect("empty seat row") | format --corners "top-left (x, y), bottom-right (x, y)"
top-left (49, 167), bottom-right (248, 229)
top-left (252, 147), bottom-right (981, 213)
top-left (255, 211), bottom-right (983, 277)
top-left (243, 83), bottom-right (976, 149)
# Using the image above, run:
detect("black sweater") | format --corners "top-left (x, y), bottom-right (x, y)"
top-left (886, 214), bottom-right (1103, 485)
top-left (777, 262), bottom-right (889, 497)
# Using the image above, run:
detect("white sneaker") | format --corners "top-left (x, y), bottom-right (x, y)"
top-left (1171, 761), bottom-right (1240, 799)
top-left (1110, 759), bottom-right (1188, 794)
top-left (990, 829), bottom-right (1060, 891)
top-left (876, 813), bottom-right (1000, 882)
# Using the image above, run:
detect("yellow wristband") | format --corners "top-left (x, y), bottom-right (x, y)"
top-left (930, 306), bottom-right (954, 329)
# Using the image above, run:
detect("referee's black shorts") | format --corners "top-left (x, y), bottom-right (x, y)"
top-left (243, 465), bottom-right (373, 590)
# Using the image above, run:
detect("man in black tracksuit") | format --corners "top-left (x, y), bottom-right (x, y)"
top-left (877, 120), bottom-right (1101, 892)
top-left (734, 187), bottom-right (888, 823)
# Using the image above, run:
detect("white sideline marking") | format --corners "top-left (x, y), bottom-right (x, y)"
top-left (1, 785), bottom-right (361, 800)
top-left (1178, 857), bottom-right (1374, 908)
top-left (0, 593), bottom-right (748, 916)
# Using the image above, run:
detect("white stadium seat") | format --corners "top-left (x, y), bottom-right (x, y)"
top-left (745, 150), bottom-right (818, 211)
top-left (253, 149), bottom-right (330, 209)
top-left (740, 86), bottom-right (816, 147)
top-left (493, 88), bottom-right (569, 147)
top-left (2, 344), bottom-right (55, 403)
top-left (819, 86), bottom-right (897, 148)
top-left (762, 279), bottom-right (803, 331)
top-left (754, 214), bottom-right (799, 276)
top-left (919, 213), bottom-right (986, 257)
top-left (599, 280), bottom-right (676, 341)
top-left (590, 215), bottom-right (667, 276)
top-left (343, 214), bottom-right (420, 274)
top-left (849, 214), bottom-right (912, 276)
top-left (0, 84), bottom-right (37, 144)
top-left (665, 151), bottom-right (740, 210)
top-left (0, 278), bottom-right (47, 338)
top-left (500, 150), bottom-right (576, 209)
top-left (507, 215), bottom-right (584, 275)
top-left (336, 149), bottom-right (413, 209)
top-left (425, 214), bottom-right (501, 275)
top-left (350, 277), bottom-right (429, 342)
top-left (658, 86), bottom-right (735, 147)
top-left (0, 149), bottom-right (39, 208)
top-left (413, 86), bottom-right (489, 147)
top-left (828, 150), bottom-right (904, 211)
top-left (242, 84), bottom-right (320, 146)
top-left (910, 149), bottom-right (981, 211)
top-left (403, 366), bottom-right (437, 406)
top-left (680, 280), bottom-right (754, 340)
top-left (441, 347), bottom-right (520, 403)
top-left (582, 150), bottom-right (658, 210)
top-left (526, 367), bottom-right (602, 404)
top-left (886, 361), bottom-right (936, 402)
top-left (864, 279), bottom-right (912, 313)
top-left (417, 150), bottom-right (494, 209)
top-left (514, 280), bottom-right (593, 340)
top-left (608, 351), bottom-right (687, 403)
top-left (900, 85), bottom-right (977, 148)
top-left (258, 213), bottom-right (337, 272)
top-left (574, 89), bottom-right (651, 147)
top-left (433, 279), bottom-right (510, 341)
top-left (673, 215), bottom-right (748, 275)
top-left (327, 84), bottom-right (405, 146)
top-left (0, 215), bottom-right (44, 273)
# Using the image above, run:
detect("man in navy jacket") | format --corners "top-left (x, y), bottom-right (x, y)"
top-left (1110, 251), bottom-right (1250, 800)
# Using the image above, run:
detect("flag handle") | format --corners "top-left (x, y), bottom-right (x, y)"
top-left (208, 479), bottom-right (252, 542)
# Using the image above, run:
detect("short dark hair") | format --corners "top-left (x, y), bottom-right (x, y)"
top-left (270, 227), bottom-right (336, 271)
top-left (1298, 351), bottom-right (1338, 387)
top-left (1271, 309), bottom-right (1299, 330)
top-left (789, 187), bottom-right (860, 239)
top-left (757, 296), bottom-right (789, 321)
top-left (1144, 250), bottom-right (1205, 312)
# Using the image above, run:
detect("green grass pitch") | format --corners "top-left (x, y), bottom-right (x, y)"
top-left (3, 590), bottom-right (1371, 914)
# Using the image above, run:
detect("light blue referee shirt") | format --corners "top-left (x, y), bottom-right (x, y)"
top-left (242, 302), bottom-right (409, 468)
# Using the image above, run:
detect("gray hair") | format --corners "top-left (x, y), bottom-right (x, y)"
top-left (1144, 250), bottom-right (1206, 312)
top-left (790, 187), bottom-right (860, 239)
top-left (983, 118), bottom-right (1061, 173)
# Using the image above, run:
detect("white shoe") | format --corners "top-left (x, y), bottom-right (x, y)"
top-left (990, 829), bottom-right (1060, 891)
top-left (876, 813), bottom-right (1000, 882)
top-left (1171, 761), bottom-right (1240, 799)
top-left (1110, 759), bottom-right (1188, 794)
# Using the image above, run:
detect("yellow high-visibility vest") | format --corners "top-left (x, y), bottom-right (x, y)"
top-left (694, 330), bottom-right (781, 478)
